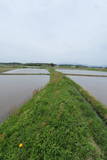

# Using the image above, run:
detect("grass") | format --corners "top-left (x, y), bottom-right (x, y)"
top-left (0, 73), bottom-right (50, 76)
top-left (0, 65), bottom-right (23, 73)
top-left (70, 80), bottom-right (107, 124)
top-left (0, 70), bottom-right (107, 159)
top-left (64, 74), bottom-right (107, 77)
top-left (0, 66), bottom-right (14, 73)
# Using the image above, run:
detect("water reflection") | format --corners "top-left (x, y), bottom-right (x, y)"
top-left (68, 76), bottom-right (107, 106)
top-left (57, 69), bottom-right (107, 75)
top-left (0, 75), bottom-right (49, 121)
top-left (5, 68), bottom-right (49, 74)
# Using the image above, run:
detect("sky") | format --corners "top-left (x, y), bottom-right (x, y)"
top-left (0, 0), bottom-right (107, 66)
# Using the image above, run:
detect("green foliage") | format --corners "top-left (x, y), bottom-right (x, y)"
top-left (0, 71), bottom-right (106, 159)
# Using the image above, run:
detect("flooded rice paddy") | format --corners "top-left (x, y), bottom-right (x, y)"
top-left (57, 69), bottom-right (107, 75)
top-left (68, 76), bottom-right (107, 106)
top-left (5, 68), bottom-right (49, 74)
top-left (57, 69), bottom-right (107, 106)
top-left (0, 69), bottom-right (49, 121)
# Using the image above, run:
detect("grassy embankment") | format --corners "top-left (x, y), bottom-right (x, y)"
top-left (0, 70), bottom-right (107, 159)
top-left (0, 66), bottom-right (15, 73)
top-left (0, 65), bottom-right (24, 73)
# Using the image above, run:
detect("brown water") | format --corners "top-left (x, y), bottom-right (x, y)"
top-left (57, 69), bottom-right (107, 75)
top-left (0, 75), bottom-right (49, 122)
top-left (68, 76), bottom-right (107, 106)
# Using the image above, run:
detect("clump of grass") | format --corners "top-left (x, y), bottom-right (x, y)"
top-left (32, 89), bottom-right (40, 96)
top-left (0, 71), bottom-right (106, 159)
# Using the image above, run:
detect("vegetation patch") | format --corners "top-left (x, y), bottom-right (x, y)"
top-left (0, 71), bottom-right (107, 159)
top-left (70, 79), bottom-right (107, 124)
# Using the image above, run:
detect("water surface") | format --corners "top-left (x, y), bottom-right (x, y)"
top-left (5, 68), bottom-right (49, 74)
top-left (57, 69), bottom-right (107, 75)
top-left (0, 75), bottom-right (49, 122)
top-left (68, 76), bottom-right (107, 106)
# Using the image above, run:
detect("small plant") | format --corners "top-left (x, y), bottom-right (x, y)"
top-left (32, 89), bottom-right (40, 96)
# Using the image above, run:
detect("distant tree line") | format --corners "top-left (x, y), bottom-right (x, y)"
top-left (0, 62), bottom-right (22, 65)
top-left (58, 64), bottom-right (107, 68)
top-left (25, 63), bottom-right (56, 67)
top-left (0, 62), bottom-right (56, 67)
top-left (0, 63), bottom-right (107, 68)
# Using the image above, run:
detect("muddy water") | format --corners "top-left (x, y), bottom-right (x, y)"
top-left (68, 76), bottom-right (107, 106)
top-left (0, 75), bottom-right (49, 122)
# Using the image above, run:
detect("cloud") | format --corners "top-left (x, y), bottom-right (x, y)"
top-left (0, 0), bottom-right (107, 65)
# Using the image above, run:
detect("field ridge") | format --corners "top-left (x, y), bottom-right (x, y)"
top-left (0, 70), bottom-right (107, 159)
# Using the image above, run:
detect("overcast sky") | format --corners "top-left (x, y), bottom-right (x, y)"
top-left (0, 0), bottom-right (107, 65)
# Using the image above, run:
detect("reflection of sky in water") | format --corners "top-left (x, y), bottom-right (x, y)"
top-left (0, 75), bottom-right (49, 122)
top-left (5, 69), bottom-right (49, 74)
top-left (68, 76), bottom-right (107, 106)
top-left (57, 69), bottom-right (107, 75)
